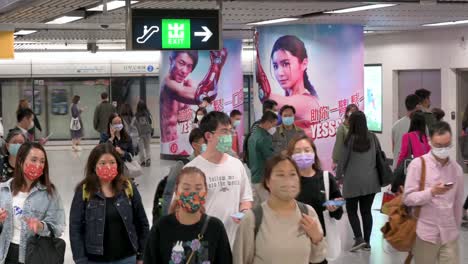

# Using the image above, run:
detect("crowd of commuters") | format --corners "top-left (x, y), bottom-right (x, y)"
top-left (0, 87), bottom-right (466, 264)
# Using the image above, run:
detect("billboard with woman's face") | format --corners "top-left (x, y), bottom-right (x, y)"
top-left (255, 25), bottom-right (364, 170)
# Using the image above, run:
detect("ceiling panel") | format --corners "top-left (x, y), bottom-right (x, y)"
top-left (3, 0), bottom-right (468, 50)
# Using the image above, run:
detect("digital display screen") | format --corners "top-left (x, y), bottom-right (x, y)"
top-left (364, 64), bottom-right (383, 132)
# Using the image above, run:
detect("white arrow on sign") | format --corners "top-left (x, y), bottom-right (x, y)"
top-left (194, 26), bottom-right (213, 42)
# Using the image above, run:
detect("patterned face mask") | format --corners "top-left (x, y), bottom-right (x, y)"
top-left (23, 163), bottom-right (44, 181)
top-left (177, 191), bottom-right (207, 213)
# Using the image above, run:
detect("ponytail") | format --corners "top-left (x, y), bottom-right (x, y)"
top-left (303, 71), bottom-right (318, 97)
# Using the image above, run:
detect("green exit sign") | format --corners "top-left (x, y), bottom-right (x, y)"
top-left (162, 19), bottom-right (191, 49)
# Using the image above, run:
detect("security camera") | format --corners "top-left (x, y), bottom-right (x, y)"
top-left (100, 24), bottom-right (109, 29)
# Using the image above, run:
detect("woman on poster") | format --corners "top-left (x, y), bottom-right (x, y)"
top-left (255, 33), bottom-right (320, 126)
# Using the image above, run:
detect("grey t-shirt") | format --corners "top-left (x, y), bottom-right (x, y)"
top-left (391, 116), bottom-right (411, 169)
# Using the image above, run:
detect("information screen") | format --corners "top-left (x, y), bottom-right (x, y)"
top-left (364, 64), bottom-right (383, 132)
top-left (131, 9), bottom-right (220, 50)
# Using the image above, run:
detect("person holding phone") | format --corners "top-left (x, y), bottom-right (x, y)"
top-left (145, 167), bottom-right (232, 263)
top-left (0, 142), bottom-right (66, 264)
top-left (288, 135), bottom-right (343, 263)
top-left (404, 121), bottom-right (464, 264)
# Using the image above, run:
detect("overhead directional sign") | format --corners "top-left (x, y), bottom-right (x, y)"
top-left (131, 9), bottom-right (221, 50)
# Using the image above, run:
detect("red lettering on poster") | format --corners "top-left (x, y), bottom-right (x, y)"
top-left (232, 89), bottom-right (244, 108)
top-left (214, 99), bottom-right (224, 111)
top-left (170, 143), bottom-right (178, 154)
top-left (338, 99), bottom-right (349, 116)
top-left (177, 108), bottom-right (193, 123)
top-left (351, 92), bottom-right (360, 106)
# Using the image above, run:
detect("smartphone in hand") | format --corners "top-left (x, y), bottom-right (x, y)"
top-left (322, 200), bottom-right (346, 207)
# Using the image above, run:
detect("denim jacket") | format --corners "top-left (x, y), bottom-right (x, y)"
top-left (0, 179), bottom-right (66, 264)
top-left (69, 182), bottom-right (149, 264)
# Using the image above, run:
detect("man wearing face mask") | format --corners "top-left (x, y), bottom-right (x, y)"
top-left (404, 121), bottom-right (464, 264)
top-left (230, 110), bottom-right (243, 157)
top-left (247, 111), bottom-right (278, 207)
top-left (183, 111), bottom-right (253, 247)
top-left (272, 105), bottom-right (305, 155)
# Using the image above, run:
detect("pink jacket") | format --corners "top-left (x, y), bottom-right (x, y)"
top-left (397, 131), bottom-right (430, 167)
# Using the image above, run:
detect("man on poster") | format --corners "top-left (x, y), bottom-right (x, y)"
top-left (160, 48), bottom-right (227, 155)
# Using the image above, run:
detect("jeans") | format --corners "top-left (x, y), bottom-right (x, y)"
top-left (463, 195), bottom-right (468, 210)
top-left (138, 134), bottom-right (152, 163)
top-left (346, 193), bottom-right (376, 243)
top-left (88, 255), bottom-right (136, 264)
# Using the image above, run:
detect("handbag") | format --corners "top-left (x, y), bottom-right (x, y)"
top-left (372, 133), bottom-right (394, 187)
top-left (124, 156), bottom-right (143, 178)
top-left (69, 117), bottom-right (81, 131)
top-left (322, 171), bottom-right (342, 261)
top-left (380, 191), bottom-right (397, 215)
top-left (25, 223), bottom-right (66, 264)
top-left (381, 157), bottom-right (426, 264)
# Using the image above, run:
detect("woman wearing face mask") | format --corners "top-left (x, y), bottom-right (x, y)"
top-left (234, 154), bottom-right (326, 264)
top-left (99, 113), bottom-right (135, 162)
top-left (70, 95), bottom-right (84, 152)
top-left (145, 167), bottom-right (232, 263)
top-left (193, 108), bottom-right (207, 129)
top-left (0, 130), bottom-right (26, 182)
top-left (332, 104), bottom-right (358, 172)
top-left (336, 111), bottom-right (381, 252)
top-left (0, 142), bottom-right (65, 264)
top-left (70, 143), bottom-right (149, 264)
top-left (289, 135), bottom-right (343, 263)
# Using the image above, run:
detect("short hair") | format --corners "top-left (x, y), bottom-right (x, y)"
top-left (189, 128), bottom-right (204, 145)
top-left (16, 108), bottom-right (34, 123)
top-left (260, 111), bottom-right (278, 124)
top-left (415, 89), bottom-right (431, 100)
top-left (170, 51), bottom-right (199, 70)
top-left (199, 111), bottom-right (231, 139)
top-left (230, 109), bottom-right (242, 118)
top-left (202, 97), bottom-right (213, 104)
top-left (262, 99), bottom-right (278, 113)
top-left (432, 108), bottom-right (445, 121)
top-left (279, 105), bottom-right (296, 116)
top-left (72, 95), bottom-right (80, 104)
top-left (429, 121), bottom-right (452, 138)
top-left (101, 92), bottom-right (109, 100)
top-left (405, 94), bottom-right (421, 112)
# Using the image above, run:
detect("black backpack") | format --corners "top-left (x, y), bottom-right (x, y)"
top-left (152, 176), bottom-right (168, 225)
top-left (252, 201), bottom-right (309, 237)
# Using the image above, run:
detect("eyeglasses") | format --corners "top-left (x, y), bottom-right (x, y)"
top-left (210, 129), bottom-right (232, 136)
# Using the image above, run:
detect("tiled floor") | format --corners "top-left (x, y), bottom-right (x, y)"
top-left (43, 144), bottom-right (467, 264)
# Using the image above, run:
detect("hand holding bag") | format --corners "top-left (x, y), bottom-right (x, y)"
top-left (322, 171), bottom-right (342, 261)
top-left (25, 222), bottom-right (66, 264)
top-left (372, 133), bottom-right (394, 187)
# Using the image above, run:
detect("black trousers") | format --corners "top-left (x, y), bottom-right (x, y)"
top-left (346, 193), bottom-right (376, 243)
top-left (464, 195), bottom-right (468, 210)
top-left (5, 243), bottom-right (23, 264)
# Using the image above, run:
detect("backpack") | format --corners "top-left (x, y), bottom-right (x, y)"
top-left (152, 176), bottom-right (168, 224)
top-left (82, 179), bottom-right (133, 201)
top-left (136, 112), bottom-right (153, 136)
top-left (381, 157), bottom-right (426, 264)
top-left (253, 201), bottom-right (309, 237)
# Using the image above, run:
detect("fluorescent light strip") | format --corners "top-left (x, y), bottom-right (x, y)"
top-left (247, 18), bottom-right (299, 26)
top-left (364, 30), bottom-right (374, 34)
top-left (325, 4), bottom-right (397, 14)
top-left (14, 30), bottom-right (37, 35)
top-left (423, 20), bottom-right (468, 27)
top-left (46, 16), bottom-right (83, 24)
top-left (87, 0), bottom-right (139, 11)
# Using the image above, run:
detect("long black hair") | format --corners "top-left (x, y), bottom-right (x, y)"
top-left (408, 111), bottom-right (427, 142)
top-left (270, 35), bottom-right (317, 97)
top-left (194, 107), bottom-right (208, 124)
top-left (345, 111), bottom-right (371, 152)
top-left (107, 113), bottom-right (130, 142)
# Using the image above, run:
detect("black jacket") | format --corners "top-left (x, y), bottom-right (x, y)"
top-left (69, 182), bottom-right (149, 263)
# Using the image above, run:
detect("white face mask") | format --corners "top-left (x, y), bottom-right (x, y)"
top-left (197, 115), bottom-right (204, 121)
top-left (268, 126), bottom-right (277, 135)
top-left (431, 146), bottom-right (451, 159)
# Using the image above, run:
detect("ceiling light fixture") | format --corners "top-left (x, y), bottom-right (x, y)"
top-left (325, 4), bottom-right (397, 14)
top-left (423, 20), bottom-right (468, 27)
top-left (364, 30), bottom-right (375, 34)
top-left (247, 18), bottom-right (299, 26)
top-left (14, 30), bottom-right (37, 35)
top-left (87, 0), bottom-right (139, 12)
top-left (46, 16), bottom-right (83, 24)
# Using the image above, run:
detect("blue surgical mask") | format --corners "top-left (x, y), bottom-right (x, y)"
top-left (282, 116), bottom-right (295, 126)
top-left (233, 120), bottom-right (241, 129)
top-left (8, 143), bottom-right (22, 156)
top-left (201, 144), bottom-right (207, 153)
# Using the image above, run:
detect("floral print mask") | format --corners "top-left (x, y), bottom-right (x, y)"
top-left (177, 191), bottom-right (207, 213)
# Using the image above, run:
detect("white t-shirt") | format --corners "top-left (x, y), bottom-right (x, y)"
top-left (185, 154), bottom-right (254, 246)
top-left (12, 191), bottom-right (29, 244)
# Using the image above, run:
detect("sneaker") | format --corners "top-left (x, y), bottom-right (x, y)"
top-left (140, 161), bottom-right (146, 167)
top-left (363, 243), bottom-right (371, 251)
top-left (146, 159), bottom-right (151, 166)
top-left (350, 238), bottom-right (366, 252)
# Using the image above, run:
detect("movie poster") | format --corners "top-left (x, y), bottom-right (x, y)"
top-left (255, 25), bottom-right (364, 170)
top-left (159, 40), bottom-right (244, 158)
